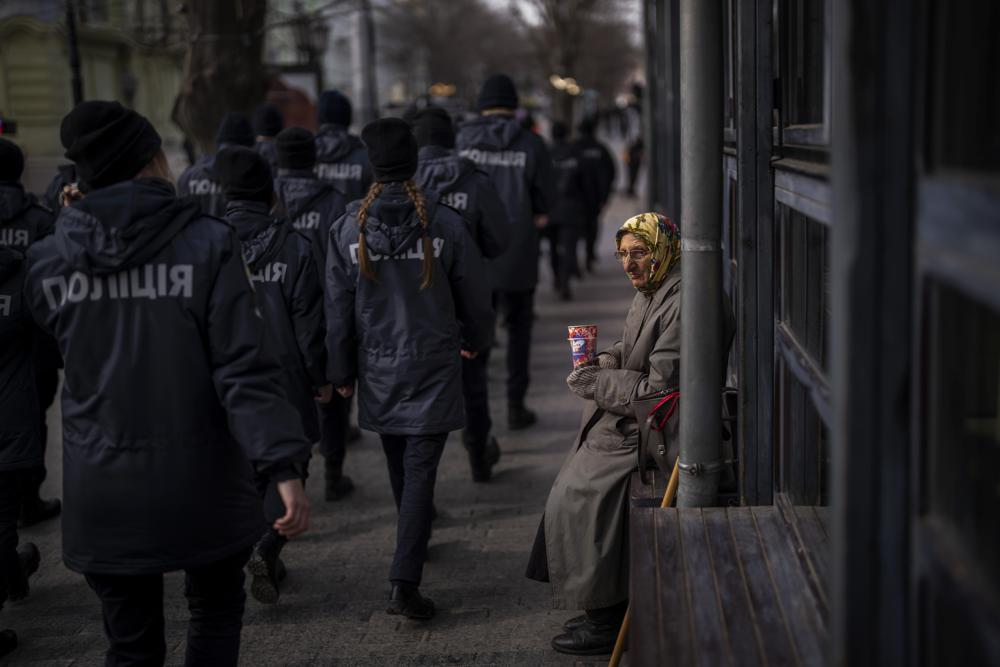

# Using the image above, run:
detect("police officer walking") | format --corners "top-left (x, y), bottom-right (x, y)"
top-left (412, 107), bottom-right (510, 481)
top-left (456, 74), bottom-right (554, 430)
top-left (273, 127), bottom-right (355, 501)
top-left (574, 117), bottom-right (616, 272)
top-left (23, 101), bottom-right (310, 665)
top-left (177, 111), bottom-right (256, 218)
top-left (325, 119), bottom-right (493, 619)
top-left (216, 146), bottom-right (330, 605)
top-left (545, 121), bottom-right (588, 301)
top-left (315, 90), bottom-right (373, 203)
top-left (253, 103), bottom-right (285, 175)
top-left (0, 139), bottom-right (62, 528)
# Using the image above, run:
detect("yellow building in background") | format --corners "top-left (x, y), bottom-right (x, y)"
top-left (0, 2), bottom-right (185, 194)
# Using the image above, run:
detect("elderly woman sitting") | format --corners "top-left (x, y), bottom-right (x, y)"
top-left (526, 212), bottom-right (733, 655)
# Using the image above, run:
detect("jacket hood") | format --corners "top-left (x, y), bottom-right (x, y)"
top-left (53, 178), bottom-right (199, 274)
top-left (316, 125), bottom-right (363, 163)
top-left (415, 146), bottom-right (476, 194)
top-left (0, 245), bottom-right (23, 283)
top-left (275, 175), bottom-right (332, 221)
top-left (0, 183), bottom-right (30, 223)
top-left (225, 199), bottom-right (286, 270)
top-left (456, 115), bottom-right (523, 151)
top-left (350, 183), bottom-right (440, 257)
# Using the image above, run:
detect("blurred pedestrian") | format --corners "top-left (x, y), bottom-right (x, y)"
top-left (216, 146), bottom-right (329, 605)
top-left (545, 121), bottom-right (587, 301)
top-left (274, 127), bottom-right (355, 502)
top-left (412, 107), bottom-right (510, 482)
top-left (23, 101), bottom-right (310, 665)
top-left (456, 74), bottom-right (554, 430)
top-left (574, 117), bottom-right (616, 272)
top-left (0, 138), bottom-right (62, 528)
top-left (177, 111), bottom-right (255, 217)
top-left (325, 118), bottom-right (493, 619)
top-left (624, 137), bottom-right (644, 198)
top-left (253, 103), bottom-right (285, 175)
top-left (315, 90), bottom-right (373, 202)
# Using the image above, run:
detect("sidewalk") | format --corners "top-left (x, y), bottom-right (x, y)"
top-left (3, 195), bottom-right (646, 666)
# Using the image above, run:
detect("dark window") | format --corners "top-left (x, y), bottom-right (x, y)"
top-left (777, 203), bottom-right (829, 370)
top-left (928, 2), bottom-right (1000, 174)
top-left (775, 0), bottom-right (826, 128)
top-left (777, 361), bottom-right (830, 505)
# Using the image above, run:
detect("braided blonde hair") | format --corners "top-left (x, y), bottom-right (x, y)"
top-left (356, 182), bottom-right (384, 283)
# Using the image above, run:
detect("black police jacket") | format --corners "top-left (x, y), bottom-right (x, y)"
top-left (455, 114), bottom-right (554, 292)
top-left (226, 200), bottom-right (327, 444)
top-left (548, 140), bottom-right (589, 227)
top-left (314, 124), bottom-right (373, 203)
top-left (575, 135), bottom-right (616, 215)
top-left (414, 146), bottom-right (510, 262)
top-left (0, 247), bottom-right (42, 472)
top-left (177, 145), bottom-right (249, 218)
top-left (24, 178), bottom-right (310, 575)
top-left (0, 183), bottom-right (55, 250)
top-left (275, 169), bottom-right (348, 270)
top-left (325, 184), bottom-right (493, 435)
top-left (255, 139), bottom-right (280, 175)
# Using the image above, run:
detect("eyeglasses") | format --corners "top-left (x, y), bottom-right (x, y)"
top-left (614, 249), bottom-right (650, 263)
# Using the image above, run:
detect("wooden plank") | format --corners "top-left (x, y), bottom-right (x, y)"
top-left (629, 507), bottom-right (662, 664)
top-left (728, 508), bottom-right (799, 665)
top-left (629, 470), bottom-right (667, 508)
top-left (703, 508), bottom-right (765, 667)
top-left (789, 505), bottom-right (831, 613)
top-left (813, 505), bottom-right (831, 538)
top-left (678, 510), bottom-right (730, 666)
top-left (653, 509), bottom-right (695, 667)
top-left (752, 507), bottom-right (826, 666)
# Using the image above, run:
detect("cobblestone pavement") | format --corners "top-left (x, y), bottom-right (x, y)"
top-left (2, 195), bottom-right (644, 666)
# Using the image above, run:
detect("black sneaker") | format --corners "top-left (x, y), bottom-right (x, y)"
top-left (247, 537), bottom-right (284, 604)
top-left (387, 584), bottom-right (435, 620)
top-left (508, 404), bottom-right (537, 430)
top-left (324, 473), bottom-right (355, 501)
top-left (7, 543), bottom-right (40, 602)
top-left (18, 498), bottom-right (61, 528)
top-left (468, 436), bottom-right (501, 483)
top-left (0, 630), bottom-right (17, 659)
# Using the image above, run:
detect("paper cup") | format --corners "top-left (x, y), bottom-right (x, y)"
top-left (567, 324), bottom-right (598, 368)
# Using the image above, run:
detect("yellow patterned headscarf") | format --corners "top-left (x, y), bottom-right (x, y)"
top-left (615, 212), bottom-right (680, 294)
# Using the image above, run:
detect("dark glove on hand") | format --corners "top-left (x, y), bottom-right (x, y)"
top-left (566, 365), bottom-right (601, 400)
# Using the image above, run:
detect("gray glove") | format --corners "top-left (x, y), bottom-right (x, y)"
top-left (566, 365), bottom-right (601, 400)
top-left (596, 353), bottom-right (620, 370)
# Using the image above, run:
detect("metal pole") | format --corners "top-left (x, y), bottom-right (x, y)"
top-left (352, 0), bottom-right (378, 124)
top-left (66, 0), bottom-right (84, 106)
top-left (677, 0), bottom-right (723, 508)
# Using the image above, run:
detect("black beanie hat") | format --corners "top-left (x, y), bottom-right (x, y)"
top-left (361, 118), bottom-right (418, 183)
top-left (215, 112), bottom-right (255, 147)
top-left (477, 74), bottom-right (518, 111)
top-left (215, 146), bottom-right (273, 203)
top-left (0, 138), bottom-right (25, 182)
top-left (577, 115), bottom-right (597, 136)
top-left (276, 127), bottom-right (317, 170)
top-left (253, 103), bottom-right (284, 137)
top-left (551, 120), bottom-right (570, 142)
top-left (318, 90), bottom-right (353, 127)
top-left (60, 100), bottom-right (162, 191)
top-left (411, 107), bottom-right (455, 149)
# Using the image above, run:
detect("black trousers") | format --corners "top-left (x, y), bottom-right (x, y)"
top-left (22, 364), bottom-right (59, 504)
top-left (543, 224), bottom-right (581, 290)
top-left (583, 214), bottom-right (600, 265)
top-left (461, 347), bottom-right (492, 452)
top-left (318, 392), bottom-right (349, 475)
top-left (379, 433), bottom-right (447, 586)
top-left (0, 470), bottom-right (25, 608)
top-left (495, 289), bottom-right (535, 405)
top-left (84, 548), bottom-right (251, 667)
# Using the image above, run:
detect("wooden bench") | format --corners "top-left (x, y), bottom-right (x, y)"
top-left (629, 502), bottom-right (830, 666)
top-left (630, 470), bottom-right (668, 508)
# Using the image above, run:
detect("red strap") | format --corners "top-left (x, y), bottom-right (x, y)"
top-left (647, 391), bottom-right (680, 432)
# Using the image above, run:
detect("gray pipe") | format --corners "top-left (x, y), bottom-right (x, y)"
top-left (677, 0), bottom-right (723, 508)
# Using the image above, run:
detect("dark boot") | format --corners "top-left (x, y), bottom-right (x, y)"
top-left (0, 630), bottom-right (17, 659)
top-left (467, 436), bottom-right (501, 482)
top-left (18, 498), bottom-right (61, 528)
top-left (551, 602), bottom-right (626, 656)
top-left (346, 425), bottom-right (362, 443)
top-left (325, 460), bottom-right (355, 501)
top-left (7, 543), bottom-right (40, 602)
top-left (508, 403), bottom-right (537, 430)
top-left (562, 614), bottom-right (588, 631)
top-left (247, 532), bottom-right (286, 604)
top-left (387, 583), bottom-right (435, 620)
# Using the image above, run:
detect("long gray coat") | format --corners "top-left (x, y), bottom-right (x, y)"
top-left (543, 265), bottom-right (682, 610)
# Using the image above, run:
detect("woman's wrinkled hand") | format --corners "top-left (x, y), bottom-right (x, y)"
top-left (566, 365), bottom-right (601, 400)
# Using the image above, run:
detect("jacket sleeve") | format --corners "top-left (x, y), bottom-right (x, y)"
top-left (324, 219), bottom-right (358, 386)
top-left (592, 299), bottom-right (680, 416)
top-left (473, 174), bottom-right (511, 259)
top-left (530, 137), bottom-right (555, 215)
top-left (206, 231), bottom-right (310, 480)
top-left (448, 223), bottom-right (494, 352)
top-left (290, 245), bottom-right (328, 388)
